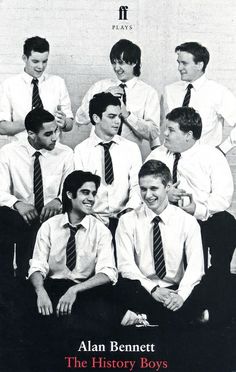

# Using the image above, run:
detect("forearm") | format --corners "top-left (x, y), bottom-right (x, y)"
top-left (125, 114), bottom-right (160, 142)
top-left (62, 117), bottom-right (73, 132)
top-left (30, 271), bottom-right (45, 294)
top-left (69, 273), bottom-right (110, 294)
top-left (0, 120), bottom-right (25, 135)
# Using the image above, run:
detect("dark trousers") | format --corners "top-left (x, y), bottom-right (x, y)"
top-left (0, 206), bottom-right (40, 278)
top-left (115, 278), bottom-right (204, 327)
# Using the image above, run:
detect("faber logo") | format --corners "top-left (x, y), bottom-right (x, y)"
top-left (119, 6), bottom-right (128, 20)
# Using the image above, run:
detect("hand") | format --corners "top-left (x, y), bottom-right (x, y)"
top-left (105, 85), bottom-right (124, 98)
top-left (168, 181), bottom-right (188, 203)
top-left (117, 208), bottom-right (133, 218)
top-left (14, 201), bottom-right (38, 225)
top-left (56, 287), bottom-right (77, 317)
top-left (163, 292), bottom-right (184, 311)
top-left (120, 104), bottom-right (130, 120)
top-left (180, 194), bottom-right (196, 215)
top-left (40, 199), bottom-right (62, 223)
top-left (151, 287), bottom-right (176, 303)
top-left (37, 288), bottom-right (53, 316)
top-left (55, 108), bottom-right (67, 129)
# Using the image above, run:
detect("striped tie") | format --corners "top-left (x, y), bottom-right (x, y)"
top-left (182, 83), bottom-right (193, 107)
top-left (153, 216), bottom-right (166, 280)
top-left (117, 83), bottom-right (127, 135)
top-left (66, 225), bottom-right (80, 271)
top-left (33, 151), bottom-right (44, 215)
top-left (32, 78), bottom-right (44, 109)
top-left (172, 152), bottom-right (181, 184)
top-left (100, 142), bottom-right (114, 185)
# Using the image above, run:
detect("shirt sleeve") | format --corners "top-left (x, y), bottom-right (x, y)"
top-left (0, 81), bottom-right (12, 122)
top-left (57, 149), bottom-right (74, 199)
top-left (194, 148), bottom-right (234, 221)
top-left (177, 217), bottom-right (205, 301)
top-left (123, 143), bottom-right (142, 211)
top-left (116, 213), bottom-right (155, 293)
top-left (59, 78), bottom-right (74, 119)
top-left (75, 81), bottom-right (103, 126)
top-left (126, 87), bottom-right (160, 148)
top-left (95, 223), bottom-right (118, 285)
top-left (0, 147), bottom-right (18, 207)
top-left (28, 222), bottom-right (50, 279)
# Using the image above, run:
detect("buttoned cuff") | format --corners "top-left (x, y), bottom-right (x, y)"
top-left (194, 203), bottom-right (208, 221)
top-left (28, 259), bottom-right (49, 279)
top-left (98, 267), bottom-right (118, 285)
top-left (219, 137), bottom-right (233, 155)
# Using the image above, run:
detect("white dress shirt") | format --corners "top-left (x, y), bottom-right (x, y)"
top-left (0, 138), bottom-right (74, 208)
top-left (0, 71), bottom-right (73, 142)
top-left (28, 213), bottom-right (117, 284)
top-left (165, 74), bottom-right (236, 153)
top-left (146, 143), bottom-right (234, 221)
top-left (74, 132), bottom-right (142, 224)
top-left (75, 77), bottom-right (160, 151)
top-left (116, 203), bottom-right (204, 301)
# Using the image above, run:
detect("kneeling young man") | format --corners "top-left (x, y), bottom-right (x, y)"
top-left (28, 170), bottom-right (117, 334)
top-left (116, 160), bottom-right (204, 326)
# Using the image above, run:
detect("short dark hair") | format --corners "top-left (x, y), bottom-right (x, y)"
top-left (89, 92), bottom-right (121, 125)
top-left (139, 160), bottom-right (172, 186)
top-left (23, 36), bottom-right (49, 57)
top-left (166, 107), bottom-right (202, 140)
top-left (62, 170), bottom-right (101, 213)
top-left (110, 39), bottom-right (141, 77)
top-left (175, 42), bottom-right (210, 72)
top-left (25, 108), bottom-right (55, 133)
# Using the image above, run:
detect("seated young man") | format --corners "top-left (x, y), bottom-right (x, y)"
top-left (28, 170), bottom-right (117, 336)
top-left (0, 108), bottom-right (73, 278)
top-left (116, 160), bottom-right (205, 327)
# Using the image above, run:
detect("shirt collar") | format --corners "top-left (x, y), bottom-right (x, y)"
top-left (114, 76), bottom-right (138, 89)
top-left (21, 70), bottom-right (47, 85)
top-left (188, 74), bottom-right (206, 91)
top-left (144, 202), bottom-right (171, 225)
top-left (90, 131), bottom-right (120, 146)
top-left (62, 213), bottom-right (90, 230)
top-left (180, 141), bottom-right (200, 158)
top-left (20, 137), bottom-right (52, 158)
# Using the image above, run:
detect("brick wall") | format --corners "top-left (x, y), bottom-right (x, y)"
top-left (0, 0), bottom-right (236, 269)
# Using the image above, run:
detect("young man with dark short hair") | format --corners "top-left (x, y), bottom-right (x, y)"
top-left (0, 36), bottom-right (73, 142)
top-left (74, 92), bottom-right (142, 235)
top-left (164, 42), bottom-right (236, 154)
top-left (28, 170), bottom-right (117, 333)
top-left (0, 108), bottom-right (73, 277)
top-left (75, 39), bottom-right (160, 157)
top-left (116, 160), bottom-right (204, 326)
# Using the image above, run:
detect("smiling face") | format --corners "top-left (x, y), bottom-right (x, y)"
top-left (177, 51), bottom-right (203, 82)
top-left (69, 182), bottom-right (97, 217)
top-left (111, 55), bottom-right (136, 82)
top-left (139, 175), bottom-right (170, 215)
top-left (94, 105), bottom-right (121, 140)
top-left (23, 50), bottom-right (49, 79)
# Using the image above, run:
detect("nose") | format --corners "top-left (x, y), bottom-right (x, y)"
top-left (87, 193), bottom-right (95, 202)
top-left (115, 116), bottom-right (121, 125)
top-left (37, 61), bottom-right (43, 69)
top-left (51, 133), bottom-right (57, 142)
top-left (113, 62), bottom-right (121, 71)
top-left (178, 63), bottom-right (183, 72)
top-left (164, 128), bottom-right (169, 137)
top-left (145, 189), bottom-right (152, 199)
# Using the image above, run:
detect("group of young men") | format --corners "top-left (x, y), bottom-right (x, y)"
top-left (0, 35), bottom-right (236, 337)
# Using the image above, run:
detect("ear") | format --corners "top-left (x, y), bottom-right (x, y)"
top-left (197, 61), bottom-right (204, 71)
top-left (66, 191), bottom-right (73, 200)
top-left (22, 54), bottom-right (27, 64)
top-left (166, 181), bottom-right (172, 192)
top-left (186, 130), bottom-right (194, 141)
top-left (27, 130), bottom-right (36, 140)
top-left (92, 113), bottom-right (101, 125)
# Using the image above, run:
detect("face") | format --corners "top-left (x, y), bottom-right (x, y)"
top-left (23, 50), bottom-right (49, 78)
top-left (139, 175), bottom-right (169, 214)
top-left (177, 51), bottom-right (203, 82)
top-left (30, 121), bottom-right (58, 150)
top-left (95, 105), bottom-right (121, 137)
top-left (164, 120), bottom-right (189, 153)
top-left (70, 182), bottom-right (97, 216)
top-left (112, 55), bottom-right (136, 82)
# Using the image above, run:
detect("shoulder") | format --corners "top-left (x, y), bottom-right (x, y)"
top-left (89, 78), bottom-right (116, 91)
top-left (74, 136), bottom-right (93, 152)
top-left (168, 204), bottom-right (199, 227)
top-left (146, 145), bottom-right (168, 161)
top-left (116, 136), bottom-right (139, 150)
top-left (89, 215), bottom-right (112, 235)
top-left (44, 74), bottom-right (65, 84)
top-left (53, 142), bottom-right (73, 155)
top-left (0, 142), bottom-right (23, 156)
top-left (165, 81), bottom-right (184, 91)
top-left (1, 74), bottom-right (23, 88)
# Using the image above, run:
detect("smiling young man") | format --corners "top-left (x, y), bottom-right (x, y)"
top-left (116, 160), bottom-right (204, 326)
top-left (0, 108), bottom-right (73, 278)
top-left (28, 170), bottom-right (117, 335)
top-left (164, 42), bottom-right (236, 154)
top-left (0, 36), bottom-right (73, 142)
top-left (75, 39), bottom-right (160, 158)
top-left (74, 92), bottom-right (142, 236)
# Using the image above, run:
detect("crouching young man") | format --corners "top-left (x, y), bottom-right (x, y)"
top-left (28, 170), bottom-right (117, 338)
top-left (116, 160), bottom-right (205, 327)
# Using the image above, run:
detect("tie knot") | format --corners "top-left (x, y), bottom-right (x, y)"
top-left (100, 142), bottom-right (113, 150)
top-left (32, 78), bottom-right (39, 86)
top-left (119, 83), bottom-right (127, 90)
top-left (174, 152), bottom-right (181, 160)
top-left (153, 216), bottom-right (161, 225)
top-left (187, 83), bottom-right (193, 91)
top-left (68, 224), bottom-right (80, 235)
top-left (33, 151), bottom-right (41, 159)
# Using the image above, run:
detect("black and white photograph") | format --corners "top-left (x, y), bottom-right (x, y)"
top-left (0, 1), bottom-right (236, 371)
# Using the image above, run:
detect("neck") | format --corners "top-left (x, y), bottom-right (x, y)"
top-left (95, 128), bottom-right (114, 142)
top-left (189, 71), bottom-right (204, 83)
top-left (181, 140), bottom-right (196, 153)
top-left (154, 197), bottom-right (168, 216)
top-left (68, 210), bottom-right (85, 225)
top-left (27, 137), bottom-right (42, 150)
